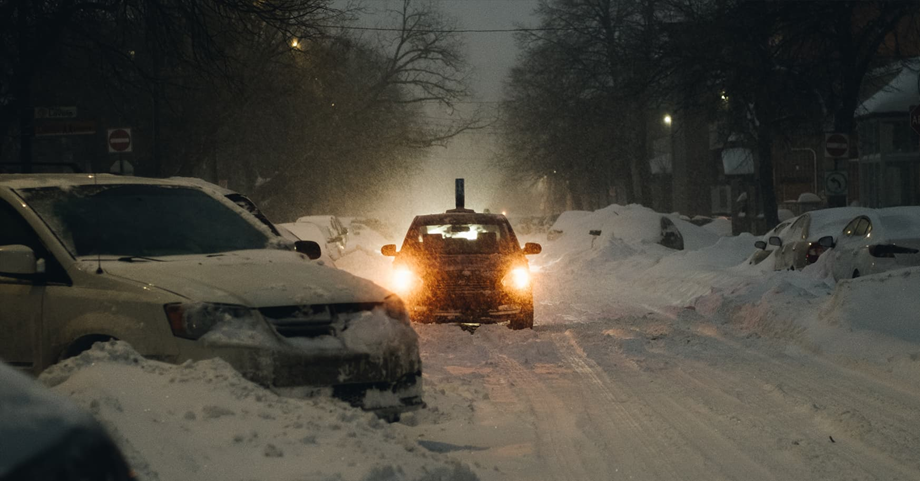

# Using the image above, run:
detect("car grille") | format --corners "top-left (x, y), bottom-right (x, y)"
top-left (429, 271), bottom-right (497, 291)
top-left (259, 303), bottom-right (381, 338)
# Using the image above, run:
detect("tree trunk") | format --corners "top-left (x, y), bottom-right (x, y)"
top-left (756, 122), bottom-right (780, 228)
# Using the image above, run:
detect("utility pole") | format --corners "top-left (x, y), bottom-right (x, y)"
top-left (17, 0), bottom-right (33, 173)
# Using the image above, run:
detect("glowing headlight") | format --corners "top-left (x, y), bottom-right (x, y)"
top-left (503, 267), bottom-right (531, 290)
top-left (392, 266), bottom-right (421, 293)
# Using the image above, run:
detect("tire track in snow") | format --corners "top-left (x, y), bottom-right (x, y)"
top-left (495, 354), bottom-right (597, 481)
top-left (687, 336), bottom-right (920, 479)
top-left (669, 358), bottom-right (920, 481)
top-left (546, 331), bottom-right (704, 481)
top-left (557, 330), bottom-right (782, 481)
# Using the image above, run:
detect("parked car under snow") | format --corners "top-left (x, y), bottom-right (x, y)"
top-left (768, 207), bottom-right (870, 271)
top-left (830, 206), bottom-right (920, 280)
top-left (0, 174), bottom-right (421, 415)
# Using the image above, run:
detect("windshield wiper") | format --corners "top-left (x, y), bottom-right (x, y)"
top-left (116, 256), bottom-right (164, 263)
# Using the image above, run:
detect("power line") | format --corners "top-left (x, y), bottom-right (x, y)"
top-left (318, 24), bottom-right (559, 33)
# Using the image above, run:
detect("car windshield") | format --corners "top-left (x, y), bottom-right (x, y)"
top-left (415, 223), bottom-right (509, 255)
top-left (20, 184), bottom-right (272, 257)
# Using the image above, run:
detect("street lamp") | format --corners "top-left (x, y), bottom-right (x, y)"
top-left (663, 114), bottom-right (672, 126)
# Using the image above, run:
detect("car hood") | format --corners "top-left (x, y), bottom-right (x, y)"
top-left (401, 253), bottom-right (520, 273)
top-left (100, 249), bottom-right (390, 307)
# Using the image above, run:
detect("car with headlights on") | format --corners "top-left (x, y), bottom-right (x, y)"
top-left (830, 206), bottom-right (920, 280)
top-left (0, 174), bottom-right (421, 415)
top-left (381, 209), bottom-right (541, 329)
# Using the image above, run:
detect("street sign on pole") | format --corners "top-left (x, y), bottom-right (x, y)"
top-left (825, 133), bottom-right (849, 159)
top-left (107, 128), bottom-right (132, 153)
top-left (825, 171), bottom-right (848, 196)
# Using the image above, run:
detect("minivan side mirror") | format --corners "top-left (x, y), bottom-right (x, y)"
top-left (294, 240), bottom-right (323, 260)
top-left (817, 236), bottom-right (835, 249)
top-left (523, 242), bottom-right (542, 255)
top-left (0, 244), bottom-right (38, 275)
top-left (768, 236), bottom-right (783, 247)
top-left (381, 244), bottom-right (397, 257)
top-left (754, 240), bottom-right (767, 250)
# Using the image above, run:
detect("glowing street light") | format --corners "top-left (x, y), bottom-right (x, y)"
top-left (291, 38), bottom-right (299, 48)
top-left (663, 114), bottom-right (672, 126)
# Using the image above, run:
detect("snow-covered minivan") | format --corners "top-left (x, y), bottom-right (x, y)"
top-left (0, 174), bottom-right (421, 413)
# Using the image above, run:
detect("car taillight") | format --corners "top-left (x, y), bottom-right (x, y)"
top-left (868, 244), bottom-right (920, 258)
top-left (806, 244), bottom-right (825, 264)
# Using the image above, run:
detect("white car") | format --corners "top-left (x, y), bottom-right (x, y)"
top-left (0, 174), bottom-right (421, 414)
top-left (748, 220), bottom-right (792, 266)
top-left (769, 207), bottom-right (870, 271)
top-left (295, 215), bottom-right (349, 258)
top-left (830, 207), bottom-right (920, 280)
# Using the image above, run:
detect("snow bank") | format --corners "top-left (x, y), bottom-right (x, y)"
top-left (540, 204), bottom-right (720, 267)
top-left (822, 267), bottom-right (920, 342)
top-left (702, 217), bottom-right (733, 237)
top-left (41, 341), bottom-right (479, 481)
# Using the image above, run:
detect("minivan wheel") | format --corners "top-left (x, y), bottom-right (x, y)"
top-left (62, 335), bottom-right (116, 360)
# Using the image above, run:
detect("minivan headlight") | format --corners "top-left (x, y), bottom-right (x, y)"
top-left (502, 267), bottom-right (531, 290)
top-left (164, 302), bottom-right (251, 340)
top-left (392, 266), bottom-right (422, 294)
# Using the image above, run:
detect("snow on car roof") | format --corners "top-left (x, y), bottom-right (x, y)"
top-left (806, 207), bottom-right (872, 239)
top-left (878, 207), bottom-right (920, 238)
top-left (0, 363), bottom-right (98, 476)
top-left (169, 176), bottom-right (235, 195)
top-left (0, 173), bottom-right (185, 190)
top-left (278, 222), bottom-right (326, 244)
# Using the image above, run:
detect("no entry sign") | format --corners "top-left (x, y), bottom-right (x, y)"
top-left (824, 133), bottom-right (849, 159)
top-left (107, 128), bottom-right (132, 153)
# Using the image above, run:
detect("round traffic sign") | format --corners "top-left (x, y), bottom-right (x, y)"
top-left (825, 133), bottom-right (848, 158)
top-left (825, 171), bottom-right (848, 196)
top-left (108, 128), bottom-right (132, 153)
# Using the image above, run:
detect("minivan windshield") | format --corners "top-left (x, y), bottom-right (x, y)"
top-left (20, 184), bottom-right (272, 258)
top-left (413, 223), bottom-right (512, 255)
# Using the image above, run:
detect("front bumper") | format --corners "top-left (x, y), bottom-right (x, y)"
top-left (183, 343), bottom-right (423, 412)
top-left (405, 288), bottom-right (532, 323)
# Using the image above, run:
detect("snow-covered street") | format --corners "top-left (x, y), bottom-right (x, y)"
top-left (408, 308), bottom-right (920, 481)
top-left (35, 204), bottom-right (920, 481)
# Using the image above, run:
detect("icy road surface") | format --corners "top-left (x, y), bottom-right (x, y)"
top-left (408, 314), bottom-right (920, 481)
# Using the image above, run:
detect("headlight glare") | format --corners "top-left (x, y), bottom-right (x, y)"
top-left (164, 302), bottom-right (251, 340)
top-left (503, 267), bottom-right (531, 290)
top-left (392, 266), bottom-right (421, 293)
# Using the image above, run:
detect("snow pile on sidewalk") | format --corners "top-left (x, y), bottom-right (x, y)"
top-left (529, 204), bottom-right (920, 375)
top-left (41, 341), bottom-right (479, 481)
